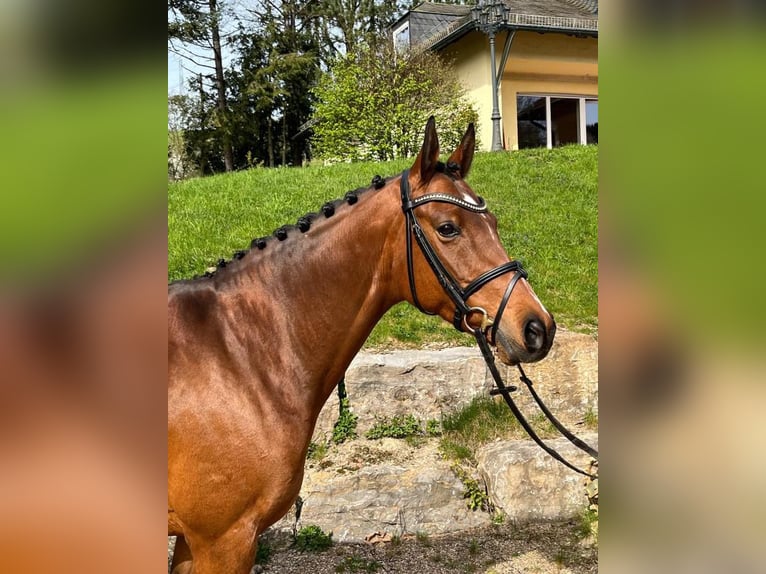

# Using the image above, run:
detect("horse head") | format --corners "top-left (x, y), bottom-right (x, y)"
top-left (400, 116), bottom-right (556, 365)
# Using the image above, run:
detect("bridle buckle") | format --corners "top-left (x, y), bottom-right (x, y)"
top-left (462, 306), bottom-right (493, 335)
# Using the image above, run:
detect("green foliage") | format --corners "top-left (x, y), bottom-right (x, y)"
top-left (415, 531), bottom-right (431, 547)
top-left (439, 439), bottom-right (473, 462)
top-left (452, 464), bottom-right (492, 512)
top-left (440, 396), bottom-right (520, 460)
top-left (332, 398), bottom-right (358, 444)
top-left (577, 507), bottom-right (599, 540)
top-left (307, 440), bottom-right (329, 461)
top-left (365, 414), bottom-right (423, 439)
top-left (425, 419), bottom-right (442, 437)
top-left (335, 555), bottom-right (382, 573)
top-left (255, 539), bottom-right (272, 563)
top-left (583, 407), bottom-right (599, 429)
top-left (468, 538), bottom-right (479, 555)
top-left (168, 95), bottom-right (199, 180)
top-left (312, 42), bottom-right (479, 162)
top-left (294, 525), bottom-right (334, 552)
top-left (491, 511), bottom-right (506, 525)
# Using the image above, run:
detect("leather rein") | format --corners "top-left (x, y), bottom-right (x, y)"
top-left (399, 169), bottom-right (598, 479)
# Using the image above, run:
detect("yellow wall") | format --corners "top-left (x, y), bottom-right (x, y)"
top-left (442, 30), bottom-right (598, 151)
top-left (441, 30), bottom-right (498, 152)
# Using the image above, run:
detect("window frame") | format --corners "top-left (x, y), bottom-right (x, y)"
top-left (393, 21), bottom-right (410, 52)
top-left (516, 94), bottom-right (598, 149)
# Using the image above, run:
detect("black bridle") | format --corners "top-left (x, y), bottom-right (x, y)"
top-left (400, 169), bottom-right (598, 478)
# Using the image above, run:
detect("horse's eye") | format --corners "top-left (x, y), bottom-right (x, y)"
top-left (437, 222), bottom-right (460, 238)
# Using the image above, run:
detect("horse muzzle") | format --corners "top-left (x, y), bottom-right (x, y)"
top-left (495, 313), bottom-right (556, 365)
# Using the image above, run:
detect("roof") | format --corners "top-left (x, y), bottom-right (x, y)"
top-left (397, 1), bottom-right (598, 51)
top-left (390, 2), bottom-right (471, 30)
top-left (412, 2), bottom-right (471, 16)
top-left (506, 0), bottom-right (597, 21)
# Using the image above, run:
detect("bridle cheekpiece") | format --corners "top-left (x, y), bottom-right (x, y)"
top-left (400, 168), bottom-right (527, 339)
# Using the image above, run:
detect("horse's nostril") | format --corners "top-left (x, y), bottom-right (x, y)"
top-left (524, 319), bottom-right (546, 353)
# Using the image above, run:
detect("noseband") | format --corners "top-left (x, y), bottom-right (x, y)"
top-left (400, 169), bottom-right (598, 478)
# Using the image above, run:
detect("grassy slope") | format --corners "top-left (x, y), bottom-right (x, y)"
top-left (168, 146), bottom-right (597, 347)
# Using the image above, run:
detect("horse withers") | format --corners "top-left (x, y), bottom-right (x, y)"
top-left (168, 118), bottom-right (555, 573)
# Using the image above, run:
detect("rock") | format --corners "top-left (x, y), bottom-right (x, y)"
top-left (270, 440), bottom-right (491, 542)
top-left (476, 432), bottom-right (598, 521)
top-left (497, 330), bottom-right (598, 427)
top-left (313, 330), bottom-right (597, 442)
top-left (313, 347), bottom-right (489, 441)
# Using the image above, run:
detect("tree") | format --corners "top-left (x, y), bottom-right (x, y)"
top-left (229, 0), bottom-right (320, 167)
top-left (315, 0), bottom-right (400, 60)
top-left (311, 42), bottom-right (479, 162)
top-left (168, 95), bottom-right (200, 180)
top-left (169, 0), bottom-right (235, 171)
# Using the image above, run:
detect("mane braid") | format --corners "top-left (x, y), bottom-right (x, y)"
top-left (192, 174), bottom-right (390, 280)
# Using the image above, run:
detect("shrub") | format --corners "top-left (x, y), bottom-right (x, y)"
top-left (312, 41), bottom-right (479, 162)
top-left (294, 525), bottom-right (333, 552)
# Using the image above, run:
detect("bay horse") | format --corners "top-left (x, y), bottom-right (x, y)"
top-left (168, 118), bottom-right (556, 573)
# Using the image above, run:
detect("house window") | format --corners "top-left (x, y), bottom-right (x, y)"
top-left (393, 22), bottom-right (410, 52)
top-left (517, 95), bottom-right (598, 149)
top-left (585, 99), bottom-right (598, 144)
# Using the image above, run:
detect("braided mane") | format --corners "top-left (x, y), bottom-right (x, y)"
top-left (191, 174), bottom-right (390, 280)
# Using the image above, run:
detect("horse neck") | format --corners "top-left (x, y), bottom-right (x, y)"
top-left (215, 181), bottom-right (405, 418)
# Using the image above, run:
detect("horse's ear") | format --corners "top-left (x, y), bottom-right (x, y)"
top-left (411, 116), bottom-right (440, 184)
top-left (446, 123), bottom-right (476, 179)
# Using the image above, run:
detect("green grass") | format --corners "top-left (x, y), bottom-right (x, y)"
top-left (439, 396), bottom-right (558, 464)
top-left (168, 145), bottom-right (597, 345)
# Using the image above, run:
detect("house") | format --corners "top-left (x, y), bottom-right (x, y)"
top-left (390, 1), bottom-right (598, 151)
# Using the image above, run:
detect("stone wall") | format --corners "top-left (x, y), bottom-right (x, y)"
top-left (313, 330), bottom-right (598, 442)
top-left (269, 330), bottom-right (598, 543)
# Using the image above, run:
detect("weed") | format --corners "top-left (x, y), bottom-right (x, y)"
top-left (404, 435), bottom-right (427, 448)
top-left (425, 418), bottom-right (442, 436)
top-left (583, 407), bottom-right (598, 428)
top-left (439, 439), bottom-right (473, 462)
top-left (415, 531), bottom-right (431, 547)
top-left (576, 507), bottom-right (599, 540)
top-left (332, 398), bottom-right (358, 444)
top-left (452, 464), bottom-right (492, 512)
top-left (491, 511), bottom-right (506, 525)
top-left (255, 540), bottom-right (271, 564)
top-left (307, 440), bottom-right (329, 461)
top-left (365, 414), bottom-right (422, 439)
top-left (335, 555), bottom-right (381, 573)
top-left (468, 538), bottom-right (479, 555)
top-left (294, 525), bottom-right (333, 552)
